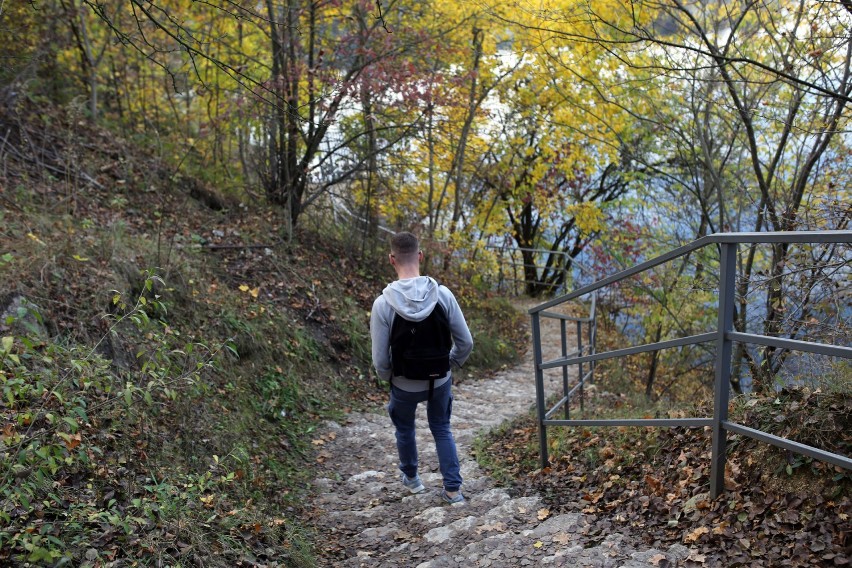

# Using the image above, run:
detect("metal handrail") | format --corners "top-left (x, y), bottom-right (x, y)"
top-left (529, 231), bottom-right (852, 498)
top-left (483, 244), bottom-right (581, 295)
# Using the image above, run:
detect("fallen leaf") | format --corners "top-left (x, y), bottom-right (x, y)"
top-left (533, 541), bottom-right (543, 549)
top-left (27, 233), bottom-right (46, 246)
top-left (537, 508), bottom-right (551, 520)
top-left (712, 520), bottom-right (729, 535)
top-left (684, 526), bottom-right (710, 543)
top-left (65, 432), bottom-right (82, 450)
top-left (645, 474), bottom-right (662, 494)
top-left (649, 553), bottom-right (667, 565)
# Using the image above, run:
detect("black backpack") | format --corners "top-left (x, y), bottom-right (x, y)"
top-left (389, 302), bottom-right (452, 396)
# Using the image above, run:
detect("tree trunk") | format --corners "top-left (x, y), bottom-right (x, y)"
top-left (447, 26), bottom-right (483, 242)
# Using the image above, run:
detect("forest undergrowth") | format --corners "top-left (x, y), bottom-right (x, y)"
top-left (0, 100), bottom-right (524, 566)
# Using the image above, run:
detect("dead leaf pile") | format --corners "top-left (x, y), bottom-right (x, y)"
top-left (479, 389), bottom-right (850, 567)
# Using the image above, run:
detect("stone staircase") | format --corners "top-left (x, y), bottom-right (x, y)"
top-left (310, 309), bottom-right (696, 567)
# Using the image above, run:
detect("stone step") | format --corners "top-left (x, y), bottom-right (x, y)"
top-left (310, 310), bottom-right (701, 566)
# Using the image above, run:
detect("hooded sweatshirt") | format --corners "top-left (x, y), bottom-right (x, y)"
top-left (370, 276), bottom-right (473, 392)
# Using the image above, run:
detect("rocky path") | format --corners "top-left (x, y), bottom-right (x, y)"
top-left (309, 306), bottom-right (696, 567)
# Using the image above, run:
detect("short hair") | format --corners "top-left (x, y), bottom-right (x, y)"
top-left (390, 232), bottom-right (419, 256)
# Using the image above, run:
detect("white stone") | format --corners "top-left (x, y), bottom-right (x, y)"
top-left (424, 515), bottom-right (479, 544)
top-left (348, 470), bottom-right (386, 483)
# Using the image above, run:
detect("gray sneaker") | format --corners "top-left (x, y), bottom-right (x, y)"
top-left (441, 489), bottom-right (464, 504)
top-left (401, 473), bottom-right (425, 494)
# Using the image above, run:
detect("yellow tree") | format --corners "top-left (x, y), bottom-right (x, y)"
top-left (501, 0), bottom-right (851, 391)
top-left (457, 10), bottom-right (635, 296)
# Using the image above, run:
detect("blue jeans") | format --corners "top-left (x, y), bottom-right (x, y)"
top-left (387, 379), bottom-right (462, 492)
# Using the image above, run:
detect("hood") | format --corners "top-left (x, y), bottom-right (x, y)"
top-left (382, 276), bottom-right (439, 322)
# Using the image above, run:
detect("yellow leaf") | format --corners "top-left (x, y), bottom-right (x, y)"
top-left (239, 284), bottom-right (249, 292)
top-left (537, 508), bottom-right (550, 520)
top-left (533, 541), bottom-right (543, 549)
top-left (27, 233), bottom-right (46, 246)
top-left (249, 287), bottom-right (259, 298)
top-left (72, 254), bottom-right (89, 262)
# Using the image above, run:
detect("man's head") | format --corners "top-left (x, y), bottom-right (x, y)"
top-left (389, 232), bottom-right (422, 274)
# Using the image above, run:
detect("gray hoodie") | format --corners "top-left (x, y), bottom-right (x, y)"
top-left (370, 276), bottom-right (473, 392)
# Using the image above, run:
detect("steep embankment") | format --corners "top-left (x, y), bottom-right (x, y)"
top-left (0, 100), bottom-right (518, 565)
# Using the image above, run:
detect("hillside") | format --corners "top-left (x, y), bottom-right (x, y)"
top-left (0, 99), bottom-right (525, 565)
top-left (1, 98), bottom-right (848, 568)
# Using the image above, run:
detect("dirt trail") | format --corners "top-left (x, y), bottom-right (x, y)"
top-left (309, 304), bottom-right (696, 567)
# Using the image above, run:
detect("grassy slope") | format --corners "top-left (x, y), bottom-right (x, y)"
top-left (0, 101), bottom-right (526, 566)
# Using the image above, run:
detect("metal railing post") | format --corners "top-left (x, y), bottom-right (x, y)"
top-left (710, 242), bottom-right (737, 498)
top-left (590, 293), bottom-right (597, 384)
top-left (561, 319), bottom-right (569, 419)
top-left (532, 311), bottom-right (549, 468)
top-left (577, 320), bottom-right (584, 413)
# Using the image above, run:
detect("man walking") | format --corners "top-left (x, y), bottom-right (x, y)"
top-left (370, 232), bottom-right (473, 504)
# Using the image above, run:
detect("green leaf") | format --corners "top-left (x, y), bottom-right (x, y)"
top-left (73, 407), bottom-right (89, 423)
top-left (62, 416), bottom-right (79, 432)
top-left (27, 545), bottom-right (55, 561)
top-left (1, 336), bottom-right (12, 356)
